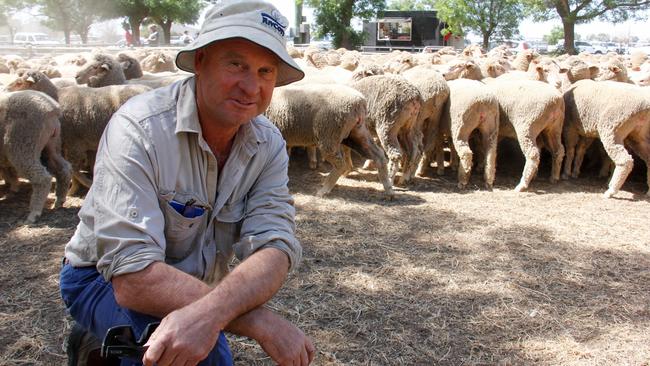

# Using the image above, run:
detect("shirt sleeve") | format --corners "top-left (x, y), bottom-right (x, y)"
top-left (92, 113), bottom-right (167, 281)
top-left (232, 134), bottom-right (302, 272)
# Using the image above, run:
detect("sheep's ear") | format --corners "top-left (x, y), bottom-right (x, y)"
top-left (26, 76), bottom-right (35, 83)
top-left (101, 63), bottom-right (111, 71)
top-left (559, 68), bottom-right (569, 74)
top-left (488, 65), bottom-right (495, 71)
top-left (609, 65), bottom-right (621, 73)
top-left (536, 65), bottom-right (543, 72)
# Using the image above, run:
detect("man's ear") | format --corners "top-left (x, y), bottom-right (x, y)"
top-left (194, 49), bottom-right (205, 74)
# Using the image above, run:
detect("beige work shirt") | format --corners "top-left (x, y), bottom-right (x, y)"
top-left (64, 77), bottom-right (301, 284)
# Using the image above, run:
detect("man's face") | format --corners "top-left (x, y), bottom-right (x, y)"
top-left (194, 38), bottom-right (278, 130)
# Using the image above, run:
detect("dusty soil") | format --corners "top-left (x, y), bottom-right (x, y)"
top-left (1, 150), bottom-right (649, 366)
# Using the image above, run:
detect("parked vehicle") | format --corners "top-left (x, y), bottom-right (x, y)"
top-left (13, 32), bottom-right (60, 46)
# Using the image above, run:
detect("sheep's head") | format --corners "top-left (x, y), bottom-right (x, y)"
top-left (351, 64), bottom-right (384, 81)
top-left (6, 70), bottom-right (43, 92)
top-left (76, 55), bottom-right (114, 86)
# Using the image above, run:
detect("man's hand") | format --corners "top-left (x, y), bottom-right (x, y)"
top-left (257, 313), bottom-right (315, 366)
top-left (142, 303), bottom-right (220, 366)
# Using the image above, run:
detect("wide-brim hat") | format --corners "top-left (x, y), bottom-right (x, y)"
top-left (175, 0), bottom-right (304, 87)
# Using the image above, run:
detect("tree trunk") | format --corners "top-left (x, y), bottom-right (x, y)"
top-left (162, 20), bottom-right (172, 45)
top-left (129, 17), bottom-right (143, 46)
top-left (339, 0), bottom-right (354, 49)
top-left (63, 29), bottom-right (71, 46)
top-left (482, 33), bottom-right (490, 50)
top-left (561, 18), bottom-right (576, 54)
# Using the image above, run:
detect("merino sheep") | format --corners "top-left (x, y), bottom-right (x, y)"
top-left (266, 84), bottom-right (394, 197)
top-left (563, 79), bottom-right (650, 198)
top-left (511, 49), bottom-right (538, 71)
top-left (0, 90), bottom-right (71, 222)
top-left (7, 70), bottom-right (152, 192)
top-left (117, 52), bottom-right (144, 79)
top-left (443, 79), bottom-right (500, 189)
top-left (75, 53), bottom-right (127, 87)
top-left (399, 66), bottom-right (450, 182)
top-left (140, 51), bottom-right (176, 73)
top-left (487, 79), bottom-right (566, 191)
top-left (350, 75), bottom-right (422, 181)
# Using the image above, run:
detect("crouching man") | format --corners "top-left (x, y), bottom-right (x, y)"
top-left (59, 1), bottom-right (314, 365)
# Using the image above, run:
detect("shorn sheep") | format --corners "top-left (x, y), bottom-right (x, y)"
top-left (7, 71), bottom-right (152, 192)
top-left (350, 75), bottom-right (422, 181)
top-left (266, 84), bottom-right (394, 197)
top-left (0, 90), bottom-right (72, 222)
top-left (563, 79), bottom-right (650, 198)
top-left (443, 79), bottom-right (499, 189)
top-left (399, 66), bottom-right (450, 183)
top-left (75, 53), bottom-right (127, 87)
top-left (487, 79), bottom-right (566, 191)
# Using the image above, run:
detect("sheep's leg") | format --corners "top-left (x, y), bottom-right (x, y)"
top-left (416, 117), bottom-right (439, 177)
top-left (342, 147), bottom-right (355, 177)
top-left (317, 148), bottom-right (351, 197)
top-left (452, 134), bottom-right (473, 189)
top-left (9, 157), bottom-right (52, 223)
top-left (42, 139), bottom-right (71, 209)
top-left (376, 126), bottom-right (403, 182)
top-left (479, 127), bottom-right (498, 190)
top-left (601, 135), bottom-right (634, 198)
top-left (514, 132), bottom-right (541, 192)
top-left (562, 128), bottom-right (579, 180)
top-left (1, 166), bottom-right (20, 193)
top-left (624, 137), bottom-right (650, 196)
top-left (307, 146), bottom-right (318, 170)
top-left (541, 126), bottom-right (565, 184)
top-left (598, 157), bottom-right (614, 178)
top-left (572, 137), bottom-right (594, 179)
top-left (397, 127), bottom-right (421, 185)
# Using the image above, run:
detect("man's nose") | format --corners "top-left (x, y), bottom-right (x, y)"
top-left (238, 71), bottom-right (260, 96)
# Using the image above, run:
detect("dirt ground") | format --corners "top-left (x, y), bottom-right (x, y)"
top-left (1, 149), bottom-right (649, 366)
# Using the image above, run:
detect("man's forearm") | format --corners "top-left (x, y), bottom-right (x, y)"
top-left (112, 247), bottom-right (289, 330)
top-left (112, 261), bottom-right (211, 317)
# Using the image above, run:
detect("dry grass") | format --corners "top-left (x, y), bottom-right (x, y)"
top-left (1, 149), bottom-right (649, 366)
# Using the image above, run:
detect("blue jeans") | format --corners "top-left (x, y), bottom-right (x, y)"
top-left (59, 262), bottom-right (233, 366)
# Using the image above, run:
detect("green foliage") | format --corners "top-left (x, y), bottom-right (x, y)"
top-left (387, 0), bottom-right (435, 11)
top-left (306, 0), bottom-right (385, 49)
top-left (523, 0), bottom-right (650, 54)
top-left (435, 0), bottom-right (524, 49)
top-left (25, 0), bottom-right (103, 44)
top-left (542, 25), bottom-right (563, 45)
top-left (145, 0), bottom-right (205, 44)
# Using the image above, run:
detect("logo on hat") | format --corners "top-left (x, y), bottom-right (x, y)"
top-left (261, 10), bottom-right (287, 37)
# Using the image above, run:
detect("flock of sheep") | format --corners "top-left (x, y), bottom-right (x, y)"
top-left (0, 43), bottom-right (649, 222)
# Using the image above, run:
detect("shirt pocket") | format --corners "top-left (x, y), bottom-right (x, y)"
top-left (158, 191), bottom-right (209, 262)
top-left (215, 195), bottom-right (247, 254)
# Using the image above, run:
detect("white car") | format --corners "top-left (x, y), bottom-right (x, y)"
top-left (13, 32), bottom-right (60, 46)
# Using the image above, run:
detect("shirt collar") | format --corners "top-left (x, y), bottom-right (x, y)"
top-left (175, 76), bottom-right (265, 145)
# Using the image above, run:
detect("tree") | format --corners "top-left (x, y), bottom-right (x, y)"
top-left (145, 0), bottom-right (205, 45)
top-left (27, 0), bottom-right (97, 45)
top-left (524, 0), bottom-right (650, 54)
top-left (387, 0), bottom-right (435, 10)
top-left (306, 0), bottom-right (385, 49)
top-left (99, 0), bottom-right (150, 46)
top-left (542, 25), bottom-right (563, 45)
top-left (0, 0), bottom-right (24, 41)
top-left (435, 0), bottom-right (524, 50)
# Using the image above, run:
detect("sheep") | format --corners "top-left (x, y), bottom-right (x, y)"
top-left (140, 51), bottom-right (176, 73)
top-left (399, 66), bottom-right (450, 182)
top-left (266, 83), bottom-right (394, 197)
top-left (350, 75), bottom-right (422, 181)
top-left (0, 90), bottom-right (72, 222)
top-left (596, 59), bottom-right (633, 83)
top-left (511, 50), bottom-right (538, 71)
top-left (486, 79), bottom-right (566, 191)
top-left (117, 52), bottom-right (144, 79)
top-left (75, 53), bottom-right (127, 87)
top-left (562, 79), bottom-right (650, 198)
top-left (439, 59), bottom-right (484, 81)
top-left (443, 79), bottom-right (499, 189)
top-left (6, 70), bottom-right (152, 192)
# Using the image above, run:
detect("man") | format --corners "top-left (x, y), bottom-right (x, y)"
top-left (147, 24), bottom-right (160, 47)
top-left (59, 1), bottom-right (314, 365)
top-left (180, 30), bottom-right (193, 45)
